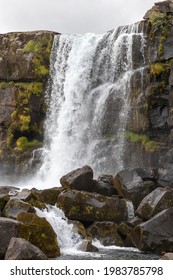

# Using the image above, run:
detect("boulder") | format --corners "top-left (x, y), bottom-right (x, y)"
top-left (136, 187), bottom-right (173, 220)
top-left (129, 207), bottom-right (173, 253)
top-left (68, 220), bottom-right (88, 239)
top-left (77, 239), bottom-right (98, 252)
top-left (60, 165), bottom-right (97, 192)
top-left (36, 187), bottom-right (65, 205)
top-left (94, 175), bottom-right (117, 196)
top-left (5, 237), bottom-right (48, 260)
top-left (160, 252), bottom-right (173, 260)
top-left (3, 198), bottom-right (35, 219)
top-left (113, 169), bottom-right (157, 208)
top-left (0, 217), bottom-right (21, 259)
top-left (87, 221), bottom-right (124, 247)
top-left (14, 189), bottom-right (46, 209)
top-left (57, 189), bottom-right (128, 222)
top-left (17, 212), bottom-right (60, 258)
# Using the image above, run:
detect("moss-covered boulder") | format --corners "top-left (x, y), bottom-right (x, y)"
top-left (57, 189), bottom-right (128, 222)
top-left (17, 212), bottom-right (60, 258)
top-left (87, 221), bottom-right (124, 247)
top-left (36, 187), bottom-right (65, 205)
top-left (3, 198), bottom-right (35, 219)
top-left (14, 188), bottom-right (46, 209)
top-left (136, 187), bottom-right (173, 220)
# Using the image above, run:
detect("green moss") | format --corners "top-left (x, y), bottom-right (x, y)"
top-left (6, 131), bottom-right (14, 147)
top-left (16, 137), bottom-right (42, 151)
top-left (126, 132), bottom-right (160, 152)
top-left (150, 62), bottom-right (170, 76)
top-left (23, 36), bottom-right (53, 79)
top-left (19, 115), bottom-right (31, 132)
top-left (148, 10), bottom-right (168, 28)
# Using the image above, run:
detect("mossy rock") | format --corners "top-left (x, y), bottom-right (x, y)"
top-left (3, 198), bottom-right (35, 219)
top-left (57, 189), bottom-right (128, 222)
top-left (17, 212), bottom-right (60, 258)
top-left (37, 187), bottom-right (65, 205)
top-left (87, 221), bottom-right (124, 247)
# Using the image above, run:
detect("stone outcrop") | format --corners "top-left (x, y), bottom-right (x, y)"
top-left (124, 0), bottom-right (173, 175)
top-left (0, 31), bottom-right (56, 179)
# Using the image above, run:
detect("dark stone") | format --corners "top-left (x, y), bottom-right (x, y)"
top-left (113, 169), bottom-right (157, 208)
top-left (0, 217), bottom-right (21, 259)
top-left (5, 237), bottom-right (48, 260)
top-left (136, 187), bottom-right (173, 220)
top-left (77, 239), bottom-right (99, 252)
top-left (87, 221), bottom-right (124, 247)
top-left (60, 165), bottom-right (97, 192)
top-left (17, 212), bottom-right (60, 258)
top-left (57, 189), bottom-right (128, 222)
top-left (94, 174), bottom-right (117, 196)
top-left (37, 187), bottom-right (65, 205)
top-left (3, 198), bottom-right (35, 219)
top-left (129, 207), bottom-right (173, 253)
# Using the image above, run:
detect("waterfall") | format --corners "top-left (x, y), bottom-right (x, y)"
top-left (27, 24), bottom-right (146, 187)
top-left (35, 206), bottom-right (83, 255)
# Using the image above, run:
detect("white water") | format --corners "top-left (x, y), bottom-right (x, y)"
top-left (18, 24), bottom-right (146, 188)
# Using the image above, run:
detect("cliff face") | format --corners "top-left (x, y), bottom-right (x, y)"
top-left (0, 31), bottom-right (55, 177)
top-left (125, 0), bottom-right (173, 172)
top-left (1, 1), bottom-right (173, 179)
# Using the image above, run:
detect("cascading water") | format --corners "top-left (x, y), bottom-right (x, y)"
top-left (29, 23), bottom-right (146, 188)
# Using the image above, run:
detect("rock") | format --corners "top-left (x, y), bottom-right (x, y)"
top-left (57, 189), bottom-right (128, 223)
top-left (160, 252), bottom-right (173, 260)
top-left (60, 165), bottom-right (97, 192)
top-left (77, 239), bottom-right (99, 252)
top-left (117, 222), bottom-right (133, 240)
top-left (113, 169), bottom-right (157, 208)
top-left (94, 175), bottom-right (117, 196)
top-left (5, 237), bottom-right (48, 260)
top-left (0, 217), bottom-right (21, 259)
top-left (37, 187), bottom-right (65, 205)
top-left (17, 212), bottom-right (60, 258)
top-left (158, 168), bottom-right (173, 187)
top-left (129, 207), bottom-right (173, 253)
top-left (15, 189), bottom-right (46, 209)
top-left (136, 187), bottom-right (173, 220)
top-left (0, 31), bottom-right (55, 81)
top-left (68, 220), bottom-right (88, 239)
top-left (87, 221), bottom-right (124, 247)
top-left (3, 198), bottom-right (35, 219)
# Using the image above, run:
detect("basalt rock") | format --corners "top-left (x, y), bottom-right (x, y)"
top-left (129, 207), bottom-right (173, 253)
top-left (87, 221), bottom-right (124, 247)
top-left (5, 237), bottom-right (48, 260)
top-left (0, 31), bottom-right (56, 178)
top-left (57, 189), bottom-right (128, 223)
top-left (0, 217), bottom-right (21, 259)
top-left (136, 187), bottom-right (173, 220)
top-left (3, 198), bottom-right (35, 219)
top-left (113, 169), bottom-right (157, 209)
top-left (17, 212), bottom-right (60, 258)
top-left (60, 165), bottom-right (97, 192)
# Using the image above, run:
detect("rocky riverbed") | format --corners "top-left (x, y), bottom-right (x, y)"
top-left (1, 165), bottom-right (173, 260)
